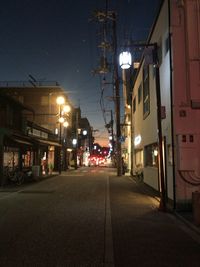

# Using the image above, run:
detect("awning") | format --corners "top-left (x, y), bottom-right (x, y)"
top-left (5, 135), bottom-right (33, 146)
top-left (33, 138), bottom-right (61, 147)
top-left (12, 138), bottom-right (33, 146)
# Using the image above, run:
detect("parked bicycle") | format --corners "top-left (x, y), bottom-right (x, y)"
top-left (3, 166), bottom-right (24, 185)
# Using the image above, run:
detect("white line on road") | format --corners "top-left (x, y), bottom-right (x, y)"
top-left (104, 176), bottom-right (115, 267)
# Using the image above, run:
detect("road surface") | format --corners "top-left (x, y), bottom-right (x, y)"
top-left (0, 167), bottom-right (200, 266)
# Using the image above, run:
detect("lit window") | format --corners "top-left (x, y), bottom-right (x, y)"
top-left (135, 149), bottom-right (143, 168)
top-left (144, 143), bottom-right (158, 167)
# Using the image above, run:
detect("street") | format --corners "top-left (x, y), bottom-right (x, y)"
top-left (0, 167), bottom-right (200, 266)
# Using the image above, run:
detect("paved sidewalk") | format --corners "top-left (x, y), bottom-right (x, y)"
top-left (129, 175), bottom-right (200, 236)
top-left (110, 175), bottom-right (200, 266)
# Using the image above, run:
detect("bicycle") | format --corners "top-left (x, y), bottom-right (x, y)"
top-left (3, 166), bottom-right (24, 186)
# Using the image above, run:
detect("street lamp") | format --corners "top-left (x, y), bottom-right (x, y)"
top-left (119, 51), bottom-right (132, 69)
top-left (63, 121), bottom-right (69, 128)
top-left (63, 105), bottom-right (71, 113)
top-left (56, 96), bottom-right (65, 106)
top-left (82, 130), bottom-right (87, 136)
top-left (56, 96), bottom-right (65, 144)
top-left (119, 43), bottom-right (166, 211)
top-left (56, 96), bottom-right (71, 173)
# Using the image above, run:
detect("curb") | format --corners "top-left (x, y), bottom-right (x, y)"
top-left (174, 211), bottom-right (200, 236)
top-left (128, 175), bottom-right (200, 236)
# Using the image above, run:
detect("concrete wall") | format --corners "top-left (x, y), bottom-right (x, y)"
top-left (170, 0), bottom-right (200, 209)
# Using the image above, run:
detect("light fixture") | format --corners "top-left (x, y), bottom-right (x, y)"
top-left (72, 139), bottom-right (77, 145)
top-left (83, 130), bottom-right (87, 135)
top-left (134, 135), bottom-right (142, 146)
top-left (119, 51), bottom-right (132, 69)
top-left (58, 117), bottom-right (65, 123)
top-left (63, 105), bottom-right (71, 113)
top-left (56, 96), bottom-right (65, 105)
top-left (154, 149), bottom-right (158, 156)
top-left (63, 121), bottom-right (69, 128)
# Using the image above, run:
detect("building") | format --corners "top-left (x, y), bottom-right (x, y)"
top-left (0, 81), bottom-right (73, 172)
top-left (0, 92), bottom-right (60, 185)
top-left (77, 113), bottom-right (94, 166)
top-left (0, 81), bottom-right (72, 133)
top-left (121, 68), bottom-right (133, 174)
top-left (129, 0), bottom-right (200, 210)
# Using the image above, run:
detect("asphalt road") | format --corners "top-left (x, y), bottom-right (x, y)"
top-left (0, 167), bottom-right (200, 267)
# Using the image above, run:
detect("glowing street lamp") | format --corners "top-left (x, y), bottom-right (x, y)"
top-left (56, 96), bottom-right (65, 105)
top-left (63, 105), bottom-right (71, 113)
top-left (72, 139), bottom-right (77, 146)
top-left (58, 117), bottom-right (65, 124)
top-left (82, 130), bottom-right (87, 136)
top-left (56, 95), bottom-right (71, 173)
top-left (63, 121), bottom-right (69, 128)
top-left (119, 51), bottom-right (132, 69)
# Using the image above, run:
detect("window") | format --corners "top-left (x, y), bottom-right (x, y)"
top-left (143, 66), bottom-right (150, 118)
top-left (135, 149), bottom-right (143, 169)
top-left (138, 83), bottom-right (142, 104)
top-left (168, 145), bottom-right (173, 165)
top-left (157, 38), bottom-right (162, 65)
top-left (165, 35), bottom-right (169, 55)
top-left (144, 143), bottom-right (158, 167)
top-left (133, 97), bottom-right (136, 113)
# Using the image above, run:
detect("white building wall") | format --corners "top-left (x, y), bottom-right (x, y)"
top-left (150, 0), bottom-right (173, 199)
top-left (132, 0), bottom-right (200, 209)
top-left (132, 0), bottom-right (171, 192)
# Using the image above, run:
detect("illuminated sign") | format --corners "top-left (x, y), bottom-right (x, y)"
top-left (134, 135), bottom-right (141, 146)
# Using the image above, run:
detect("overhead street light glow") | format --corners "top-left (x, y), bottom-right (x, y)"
top-left (119, 51), bottom-right (132, 69)
top-left (56, 96), bottom-right (65, 105)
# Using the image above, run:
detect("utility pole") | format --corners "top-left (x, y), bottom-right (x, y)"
top-left (92, 4), bottom-right (122, 176)
top-left (112, 12), bottom-right (122, 176)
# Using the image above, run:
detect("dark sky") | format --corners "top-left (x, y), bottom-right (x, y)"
top-left (0, 0), bottom-right (162, 146)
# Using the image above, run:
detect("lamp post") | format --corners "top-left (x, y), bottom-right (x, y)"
top-left (56, 96), bottom-right (71, 173)
top-left (119, 43), bottom-right (166, 211)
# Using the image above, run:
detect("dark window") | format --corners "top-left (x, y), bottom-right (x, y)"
top-left (133, 97), bottom-right (136, 113)
top-left (143, 66), bottom-right (150, 118)
top-left (144, 143), bottom-right (158, 167)
top-left (157, 38), bottom-right (162, 65)
top-left (138, 84), bottom-right (142, 104)
top-left (165, 35), bottom-right (169, 55)
top-left (0, 104), bottom-right (6, 127)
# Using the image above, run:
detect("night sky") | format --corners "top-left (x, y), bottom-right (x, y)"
top-left (0, 0), bottom-right (162, 146)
